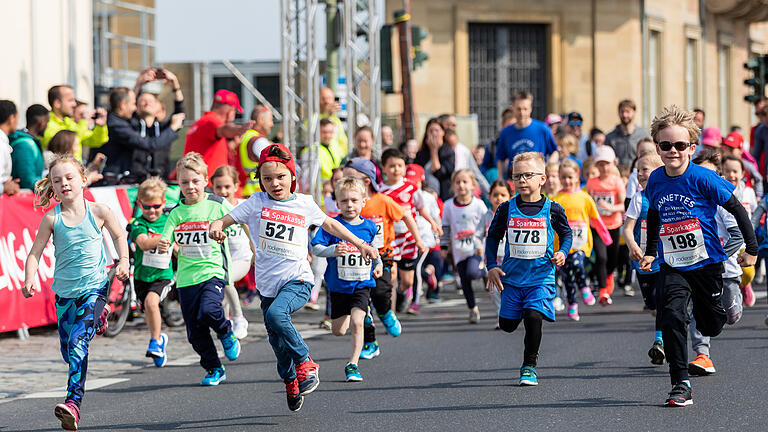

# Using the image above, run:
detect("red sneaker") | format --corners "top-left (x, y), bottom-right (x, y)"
top-left (96, 305), bottom-right (110, 335)
top-left (743, 284), bottom-right (756, 307)
top-left (54, 400), bottom-right (81, 431)
top-left (295, 356), bottom-right (320, 395)
top-left (284, 378), bottom-right (303, 412)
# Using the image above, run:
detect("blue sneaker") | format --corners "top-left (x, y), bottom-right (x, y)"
top-left (345, 363), bottom-right (363, 382)
top-left (218, 330), bottom-right (241, 361)
top-left (146, 333), bottom-right (168, 367)
top-left (379, 310), bottom-right (402, 337)
top-left (520, 366), bottom-right (538, 386)
top-left (146, 337), bottom-right (162, 358)
top-left (201, 367), bottom-right (226, 386)
top-left (359, 342), bottom-right (380, 360)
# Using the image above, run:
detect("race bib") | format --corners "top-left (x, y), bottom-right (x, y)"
top-left (569, 220), bottom-right (588, 250)
top-left (592, 192), bottom-right (615, 216)
top-left (337, 242), bottom-right (371, 281)
top-left (660, 218), bottom-right (709, 268)
top-left (259, 208), bottom-right (307, 260)
top-left (370, 216), bottom-right (385, 249)
top-left (507, 217), bottom-right (547, 259)
top-left (453, 228), bottom-right (476, 256)
top-left (142, 233), bottom-right (172, 268)
top-left (175, 221), bottom-right (211, 258)
top-left (639, 220), bottom-right (647, 252)
top-left (227, 224), bottom-right (251, 260)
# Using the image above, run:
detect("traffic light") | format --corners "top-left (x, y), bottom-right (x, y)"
top-left (411, 25), bottom-right (429, 70)
top-left (381, 24), bottom-right (395, 93)
top-left (744, 55), bottom-right (767, 103)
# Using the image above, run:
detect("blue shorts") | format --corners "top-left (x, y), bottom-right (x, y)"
top-left (499, 284), bottom-right (556, 322)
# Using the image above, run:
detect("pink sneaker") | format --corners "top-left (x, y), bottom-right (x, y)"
top-left (426, 272), bottom-right (438, 292)
top-left (96, 305), bottom-right (110, 335)
top-left (406, 303), bottom-right (421, 315)
top-left (567, 303), bottom-right (580, 321)
top-left (743, 284), bottom-right (756, 307)
top-left (54, 400), bottom-right (81, 431)
top-left (580, 287), bottom-right (595, 306)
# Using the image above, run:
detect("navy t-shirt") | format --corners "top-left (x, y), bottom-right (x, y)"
top-left (311, 215), bottom-right (377, 293)
top-left (495, 119), bottom-right (558, 176)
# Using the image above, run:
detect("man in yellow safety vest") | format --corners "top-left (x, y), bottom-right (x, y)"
top-left (239, 105), bottom-right (274, 196)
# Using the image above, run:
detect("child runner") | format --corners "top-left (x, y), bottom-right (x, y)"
top-left (211, 166), bottom-right (254, 339)
top-left (722, 131), bottom-right (763, 198)
top-left (640, 105), bottom-right (757, 407)
top-left (586, 145), bottom-right (626, 304)
top-left (721, 155), bottom-right (758, 307)
top-left (405, 163), bottom-right (438, 314)
top-left (311, 177), bottom-right (383, 381)
top-left (23, 154), bottom-right (129, 431)
top-left (130, 177), bottom-right (174, 367)
top-left (552, 159), bottom-right (612, 320)
top-left (622, 151), bottom-right (665, 364)
top-left (422, 186), bottom-right (447, 304)
top-left (209, 144), bottom-right (378, 412)
top-left (342, 157), bottom-right (424, 358)
top-left (157, 153), bottom-right (241, 387)
top-left (543, 162), bottom-right (560, 197)
top-left (686, 149), bottom-right (744, 376)
top-left (486, 152), bottom-right (572, 385)
top-left (478, 179), bottom-right (513, 328)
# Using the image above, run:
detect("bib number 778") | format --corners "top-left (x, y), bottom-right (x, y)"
top-left (509, 229), bottom-right (541, 244)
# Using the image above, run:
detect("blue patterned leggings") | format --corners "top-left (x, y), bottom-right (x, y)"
top-left (562, 251), bottom-right (587, 304)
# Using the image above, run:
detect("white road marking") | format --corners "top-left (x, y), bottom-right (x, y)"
top-left (21, 378), bottom-right (129, 400)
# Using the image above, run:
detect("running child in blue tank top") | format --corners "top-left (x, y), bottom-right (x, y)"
top-left (485, 152), bottom-right (572, 386)
top-left (640, 105), bottom-right (758, 407)
top-left (22, 154), bottom-right (130, 431)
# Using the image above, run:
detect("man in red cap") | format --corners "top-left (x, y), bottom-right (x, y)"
top-left (184, 90), bottom-right (254, 180)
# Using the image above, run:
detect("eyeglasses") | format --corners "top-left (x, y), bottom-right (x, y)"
top-left (657, 141), bottom-right (692, 152)
top-left (568, 120), bottom-right (582, 127)
top-left (140, 203), bottom-right (163, 210)
top-left (511, 172), bottom-right (544, 181)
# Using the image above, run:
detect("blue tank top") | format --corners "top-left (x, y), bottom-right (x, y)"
top-left (631, 191), bottom-right (660, 274)
top-left (501, 197), bottom-right (556, 288)
top-left (51, 201), bottom-right (108, 298)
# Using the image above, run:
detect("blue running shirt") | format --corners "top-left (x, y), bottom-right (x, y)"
top-left (311, 215), bottom-right (377, 294)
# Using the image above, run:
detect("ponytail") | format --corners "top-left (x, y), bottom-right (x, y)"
top-left (35, 154), bottom-right (86, 208)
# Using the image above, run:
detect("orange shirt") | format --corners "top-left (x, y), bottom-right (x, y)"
top-left (586, 175), bottom-right (624, 229)
top-left (361, 192), bottom-right (406, 258)
top-left (184, 111), bottom-right (227, 180)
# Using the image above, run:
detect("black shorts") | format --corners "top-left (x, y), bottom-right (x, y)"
top-left (397, 256), bottom-right (418, 271)
top-left (330, 287), bottom-right (371, 319)
top-left (134, 279), bottom-right (172, 310)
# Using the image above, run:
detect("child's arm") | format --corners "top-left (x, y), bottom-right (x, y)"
top-left (401, 212), bottom-right (428, 254)
top-left (622, 217), bottom-right (642, 261)
top-left (96, 203), bottom-right (130, 281)
top-left (209, 215), bottom-right (237, 243)
top-left (22, 212), bottom-right (55, 298)
top-left (320, 216), bottom-right (379, 261)
top-left (485, 201), bottom-right (509, 293)
top-left (751, 199), bottom-right (766, 232)
top-left (418, 207), bottom-right (442, 236)
top-left (135, 233), bottom-right (161, 251)
top-left (640, 208), bottom-right (660, 271)
top-left (550, 203), bottom-right (572, 266)
top-left (157, 212), bottom-right (178, 253)
top-left (745, 162), bottom-right (764, 198)
top-left (587, 197), bottom-right (613, 246)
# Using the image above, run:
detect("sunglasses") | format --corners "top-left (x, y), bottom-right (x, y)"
top-left (657, 141), bottom-right (692, 152)
top-left (568, 120), bottom-right (582, 127)
top-left (511, 172), bottom-right (544, 181)
top-left (140, 203), bottom-right (163, 210)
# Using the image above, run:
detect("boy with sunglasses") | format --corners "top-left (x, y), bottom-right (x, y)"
top-left (640, 105), bottom-right (758, 407)
top-left (130, 177), bottom-right (175, 367)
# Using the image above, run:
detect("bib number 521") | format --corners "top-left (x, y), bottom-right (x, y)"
top-left (264, 221), bottom-right (295, 241)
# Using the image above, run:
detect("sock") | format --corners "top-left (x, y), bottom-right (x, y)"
top-left (654, 331), bottom-right (663, 342)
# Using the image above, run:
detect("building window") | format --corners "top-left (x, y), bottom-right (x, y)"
top-left (685, 38), bottom-right (699, 109)
top-left (646, 30), bottom-right (661, 122)
top-left (718, 44), bottom-right (731, 132)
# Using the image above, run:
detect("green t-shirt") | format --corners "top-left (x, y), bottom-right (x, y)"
top-left (131, 213), bottom-right (175, 283)
top-left (161, 193), bottom-right (232, 288)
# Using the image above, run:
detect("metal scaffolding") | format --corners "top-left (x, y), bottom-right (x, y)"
top-left (343, 0), bottom-right (382, 158)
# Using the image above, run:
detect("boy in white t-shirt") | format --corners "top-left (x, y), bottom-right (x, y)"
top-left (210, 143), bottom-right (378, 412)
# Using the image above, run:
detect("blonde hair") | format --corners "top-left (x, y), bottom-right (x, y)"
top-left (650, 105), bottom-right (701, 144)
top-left (512, 151), bottom-right (546, 173)
top-left (545, 161), bottom-right (559, 174)
top-left (35, 154), bottom-right (86, 208)
top-left (211, 165), bottom-right (239, 185)
top-left (637, 150), bottom-right (664, 169)
top-left (335, 177), bottom-right (367, 197)
top-left (137, 176), bottom-right (167, 203)
top-left (557, 134), bottom-right (579, 156)
top-left (450, 168), bottom-right (477, 186)
top-left (559, 157), bottom-right (581, 175)
top-left (176, 152), bottom-right (208, 178)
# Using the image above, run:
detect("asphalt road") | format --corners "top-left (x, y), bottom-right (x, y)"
top-left (2, 289), bottom-right (768, 431)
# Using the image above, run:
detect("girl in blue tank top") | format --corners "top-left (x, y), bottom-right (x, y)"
top-left (22, 155), bottom-right (129, 431)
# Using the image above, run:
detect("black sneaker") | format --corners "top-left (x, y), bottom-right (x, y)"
top-left (648, 340), bottom-right (665, 365)
top-left (285, 378), bottom-right (304, 412)
top-left (665, 383), bottom-right (692, 407)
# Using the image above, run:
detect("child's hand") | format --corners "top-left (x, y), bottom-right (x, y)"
top-left (334, 243), bottom-right (347, 257)
top-left (430, 221), bottom-right (443, 236)
top-left (415, 239), bottom-right (428, 254)
top-left (157, 239), bottom-right (171, 254)
top-left (486, 267), bottom-right (505, 293)
top-left (738, 252), bottom-right (757, 267)
top-left (629, 244), bottom-right (644, 261)
top-left (358, 243), bottom-right (379, 262)
top-left (476, 248), bottom-right (484, 257)
top-left (373, 264), bottom-right (383, 278)
top-left (208, 222), bottom-right (226, 244)
top-left (22, 279), bottom-right (36, 298)
top-left (550, 251), bottom-right (565, 266)
top-left (639, 255), bottom-right (654, 272)
top-left (116, 259), bottom-right (129, 281)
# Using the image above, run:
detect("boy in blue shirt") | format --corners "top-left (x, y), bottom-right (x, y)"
top-left (312, 177), bottom-right (382, 382)
top-left (640, 105), bottom-right (758, 407)
top-left (486, 152), bottom-right (572, 386)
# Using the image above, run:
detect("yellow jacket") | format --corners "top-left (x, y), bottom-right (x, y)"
top-left (42, 113), bottom-right (109, 161)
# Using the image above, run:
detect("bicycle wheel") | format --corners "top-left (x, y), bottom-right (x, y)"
top-left (103, 269), bottom-right (132, 337)
top-left (160, 287), bottom-right (184, 327)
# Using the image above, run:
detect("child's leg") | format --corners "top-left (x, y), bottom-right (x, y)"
top-left (590, 228), bottom-right (608, 289)
top-left (349, 307), bottom-right (367, 364)
top-left (144, 292), bottom-right (162, 341)
top-left (310, 254), bottom-right (327, 304)
top-left (522, 308), bottom-right (544, 367)
top-left (604, 228), bottom-right (621, 294)
top-left (331, 315), bottom-right (351, 336)
top-left (688, 313), bottom-right (710, 357)
top-left (721, 278), bottom-right (743, 325)
top-left (177, 281), bottom-right (224, 371)
top-left (261, 280), bottom-right (313, 380)
top-left (562, 253), bottom-right (579, 304)
top-left (457, 256), bottom-right (484, 309)
top-left (411, 253), bottom-right (427, 306)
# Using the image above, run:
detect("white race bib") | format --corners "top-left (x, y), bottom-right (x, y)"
top-left (640, 220), bottom-right (647, 252)
top-left (259, 208), bottom-right (308, 260)
top-left (337, 242), bottom-right (371, 281)
top-left (591, 192), bottom-right (615, 216)
top-left (227, 224), bottom-right (251, 261)
top-left (142, 233), bottom-right (172, 268)
top-left (370, 216), bottom-right (385, 249)
top-left (175, 221), bottom-right (211, 258)
top-left (507, 217), bottom-right (547, 259)
top-left (452, 228), bottom-right (476, 256)
top-left (569, 220), bottom-right (588, 250)
top-left (660, 218), bottom-right (709, 268)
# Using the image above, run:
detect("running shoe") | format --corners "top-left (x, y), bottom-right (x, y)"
top-left (598, 292), bottom-right (613, 306)
top-left (243, 290), bottom-right (259, 305)
top-left (648, 340), bottom-right (665, 365)
top-left (201, 367), bottom-right (226, 386)
top-left (406, 303), bottom-right (421, 315)
top-left (567, 303), bottom-right (580, 321)
top-left (426, 291), bottom-right (441, 303)
top-left (146, 333), bottom-right (168, 367)
top-left (743, 284), bottom-right (756, 307)
top-left (319, 318), bottom-right (332, 331)
top-left (345, 363), bottom-right (363, 382)
top-left (285, 378), bottom-right (304, 412)
top-left (217, 330), bottom-right (241, 361)
top-left (360, 342), bottom-right (381, 359)
top-left (580, 287), bottom-right (596, 306)
top-left (295, 356), bottom-right (320, 395)
top-left (379, 310), bottom-right (402, 337)
top-left (623, 285), bottom-right (635, 297)
top-left (54, 400), bottom-right (80, 431)
top-left (553, 296), bottom-right (565, 312)
top-left (304, 301), bottom-right (320, 311)
top-left (426, 271), bottom-right (438, 292)
top-left (469, 306), bottom-right (480, 324)
top-left (688, 354), bottom-right (716, 375)
top-left (494, 320), bottom-right (501, 330)
top-left (232, 315), bottom-right (249, 340)
top-left (665, 382), bottom-right (692, 407)
top-left (519, 366), bottom-right (539, 386)
top-left (95, 304), bottom-right (110, 336)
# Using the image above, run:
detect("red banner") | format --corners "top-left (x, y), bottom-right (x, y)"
top-left (0, 187), bottom-right (134, 333)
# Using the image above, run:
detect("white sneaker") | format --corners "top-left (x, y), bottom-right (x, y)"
top-left (553, 297), bottom-right (565, 312)
top-left (469, 306), bottom-right (480, 324)
top-left (232, 315), bottom-right (249, 339)
top-left (623, 285), bottom-right (635, 297)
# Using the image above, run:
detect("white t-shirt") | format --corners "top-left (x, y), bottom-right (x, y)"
top-left (441, 197), bottom-right (488, 265)
top-left (734, 181), bottom-right (757, 218)
top-left (626, 191), bottom-right (642, 220)
top-left (228, 192), bottom-right (327, 297)
top-left (415, 189), bottom-right (440, 249)
top-left (226, 199), bottom-right (254, 263)
top-left (625, 171), bottom-right (639, 201)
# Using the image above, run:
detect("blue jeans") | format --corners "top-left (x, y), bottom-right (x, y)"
top-left (177, 277), bottom-right (230, 371)
top-left (260, 280), bottom-right (313, 381)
